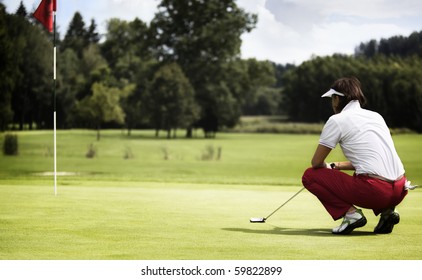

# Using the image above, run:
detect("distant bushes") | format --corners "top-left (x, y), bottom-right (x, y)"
top-left (225, 116), bottom-right (324, 134)
top-left (85, 143), bottom-right (97, 158)
top-left (3, 134), bottom-right (18, 155)
top-left (225, 116), bottom-right (416, 134)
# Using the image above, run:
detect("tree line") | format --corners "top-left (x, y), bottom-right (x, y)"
top-left (283, 33), bottom-right (422, 132)
top-left (0, 1), bottom-right (277, 139)
top-left (1, 1), bottom-right (421, 137)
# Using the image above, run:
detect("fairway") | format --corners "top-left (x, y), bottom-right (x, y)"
top-left (1, 130), bottom-right (421, 260)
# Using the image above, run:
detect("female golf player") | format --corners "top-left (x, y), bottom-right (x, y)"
top-left (302, 77), bottom-right (411, 235)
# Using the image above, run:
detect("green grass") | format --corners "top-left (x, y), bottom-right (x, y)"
top-left (0, 130), bottom-right (421, 260)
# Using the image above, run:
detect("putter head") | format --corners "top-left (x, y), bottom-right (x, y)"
top-left (250, 217), bottom-right (266, 223)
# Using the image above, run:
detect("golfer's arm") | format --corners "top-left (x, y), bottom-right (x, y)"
top-left (332, 161), bottom-right (355, 170)
top-left (311, 144), bottom-right (332, 169)
top-left (311, 144), bottom-right (355, 170)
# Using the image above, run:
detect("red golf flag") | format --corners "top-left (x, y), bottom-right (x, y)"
top-left (33, 0), bottom-right (57, 33)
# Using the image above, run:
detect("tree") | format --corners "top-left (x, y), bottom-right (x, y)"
top-left (355, 30), bottom-right (422, 58)
top-left (243, 87), bottom-right (282, 115)
top-left (81, 44), bottom-right (110, 85)
top-left (364, 56), bottom-right (422, 132)
top-left (74, 82), bottom-right (132, 140)
top-left (0, 4), bottom-right (14, 130)
top-left (15, 1), bottom-right (27, 18)
top-left (237, 59), bottom-right (277, 115)
top-left (101, 18), bottom-right (153, 84)
top-left (121, 61), bottom-right (156, 135)
top-left (6, 6), bottom-right (52, 130)
top-left (282, 55), bottom-right (362, 122)
top-left (100, 18), bottom-right (156, 135)
top-left (280, 52), bottom-right (422, 132)
top-left (86, 19), bottom-right (101, 44)
top-left (80, 44), bottom-right (112, 99)
top-left (56, 48), bottom-right (84, 128)
top-left (150, 0), bottom-right (257, 137)
top-left (61, 12), bottom-right (88, 57)
top-left (148, 63), bottom-right (199, 138)
top-left (355, 39), bottom-right (378, 58)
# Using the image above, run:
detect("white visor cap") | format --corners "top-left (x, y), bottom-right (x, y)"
top-left (321, 88), bottom-right (345, 98)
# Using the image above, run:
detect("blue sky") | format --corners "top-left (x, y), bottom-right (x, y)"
top-left (3, 0), bottom-right (422, 65)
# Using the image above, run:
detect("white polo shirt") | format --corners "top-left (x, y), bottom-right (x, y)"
top-left (319, 100), bottom-right (405, 180)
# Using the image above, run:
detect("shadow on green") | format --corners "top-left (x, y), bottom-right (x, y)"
top-left (222, 226), bottom-right (377, 237)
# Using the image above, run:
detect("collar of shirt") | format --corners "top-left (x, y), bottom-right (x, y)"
top-left (341, 100), bottom-right (361, 112)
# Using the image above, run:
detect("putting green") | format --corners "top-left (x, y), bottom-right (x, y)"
top-left (0, 182), bottom-right (420, 260)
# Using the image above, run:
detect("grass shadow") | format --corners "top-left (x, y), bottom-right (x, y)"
top-left (222, 226), bottom-right (376, 237)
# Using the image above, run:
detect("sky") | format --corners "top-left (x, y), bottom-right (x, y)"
top-left (3, 0), bottom-right (422, 65)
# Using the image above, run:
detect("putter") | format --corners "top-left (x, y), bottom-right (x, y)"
top-left (250, 187), bottom-right (305, 223)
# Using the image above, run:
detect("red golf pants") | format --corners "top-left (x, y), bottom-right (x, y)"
top-left (302, 167), bottom-right (408, 220)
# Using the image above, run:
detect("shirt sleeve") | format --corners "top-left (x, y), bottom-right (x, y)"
top-left (319, 117), bottom-right (341, 149)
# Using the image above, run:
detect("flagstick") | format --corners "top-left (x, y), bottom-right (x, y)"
top-left (53, 10), bottom-right (57, 196)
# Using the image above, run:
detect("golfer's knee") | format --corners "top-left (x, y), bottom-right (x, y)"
top-left (302, 167), bottom-right (315, 190)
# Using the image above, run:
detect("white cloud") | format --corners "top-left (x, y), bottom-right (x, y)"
top-left (239, 0), bottom-right (422, 64)
top-left (265, 0), bottom-right (323, 32)
top-left (325, 0), bottom-right (422, 19)
top-left (311, 22), bottom-right (410, 55)
top-left (100, 0), bottom-right (158, 23)
top-left (239, 2), bottom-right (309, 64)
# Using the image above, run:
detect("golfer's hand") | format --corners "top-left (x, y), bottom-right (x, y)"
top-left (325, 162), bottom-right (335, 169)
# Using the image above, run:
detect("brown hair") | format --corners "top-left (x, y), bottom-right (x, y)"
top-left (332, 77), bottom-right (367, 111)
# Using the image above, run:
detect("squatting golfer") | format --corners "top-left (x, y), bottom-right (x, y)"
top-left (302, 77), bottom-right (414, 235)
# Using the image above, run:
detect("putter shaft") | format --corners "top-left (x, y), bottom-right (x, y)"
top-left (254, 187), bottom-right (305, 222)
